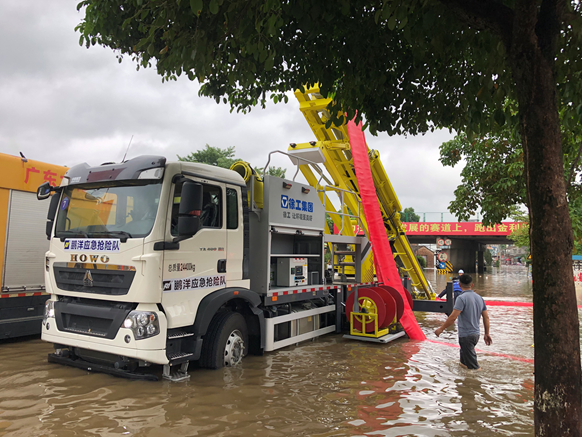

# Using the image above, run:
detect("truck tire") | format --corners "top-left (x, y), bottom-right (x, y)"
top-left (200, 312), bottom-right (248, 369)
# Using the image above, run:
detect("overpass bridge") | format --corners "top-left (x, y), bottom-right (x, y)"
top-left (402, 221), bottom-right (525, 273)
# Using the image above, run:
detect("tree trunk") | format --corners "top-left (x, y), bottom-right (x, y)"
top-left (509, 3), bottom-right (582, 436)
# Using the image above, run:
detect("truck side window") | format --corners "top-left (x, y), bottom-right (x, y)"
top-left (170, 182), bottom-right (223, 235)
top-left (200, 185), bottom-right (222, 228)
top-left (226, 188), bottom-right (238, 229)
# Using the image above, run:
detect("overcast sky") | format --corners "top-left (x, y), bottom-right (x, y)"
top-left (0, 1), bottom-right (465, 218)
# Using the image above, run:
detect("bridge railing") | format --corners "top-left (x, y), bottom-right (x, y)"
top-left (402, 212), bottom-right (482, 222)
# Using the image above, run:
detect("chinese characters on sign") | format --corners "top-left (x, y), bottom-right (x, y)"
top-left (168, 263), bottom-right (195, 272)
top-left (23, 165), bottom-right (64, 186)
top-left (402, 222), bottom-right (525, 235)
top-left (163, 274), bottom-right (226, 292)
top-left (281, 195), bottom-right (314, 222)
top-left (24, 166), bottom-right (40, 183)
top-left (63, 239), bottom-right (121, 253)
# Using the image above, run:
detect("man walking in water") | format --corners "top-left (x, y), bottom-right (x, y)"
top-left (434, 274), bottom-right (492, 369)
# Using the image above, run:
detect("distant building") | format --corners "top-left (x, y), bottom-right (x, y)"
top-left (410, 244), bottom-right (435, 268)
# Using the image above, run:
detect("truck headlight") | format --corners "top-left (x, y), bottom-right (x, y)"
top-left (43, 300), bottom-right (55, 325)
top-left (123, 311), bottom-right (160, 340)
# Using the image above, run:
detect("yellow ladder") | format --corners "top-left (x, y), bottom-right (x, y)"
top-left (290, 85), bottom-right (434, 299)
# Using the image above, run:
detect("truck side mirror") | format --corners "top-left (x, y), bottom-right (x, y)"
top-left (37, 182), bottom-right (52, 200)
top-left (178, 182), bottom-right (204, 237)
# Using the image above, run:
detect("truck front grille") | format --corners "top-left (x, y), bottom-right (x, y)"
top-left (53, 263), bottom-right (135, 296)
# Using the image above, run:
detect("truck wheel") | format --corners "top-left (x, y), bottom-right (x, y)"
top-left (200, 312), bottom-right (248, 369)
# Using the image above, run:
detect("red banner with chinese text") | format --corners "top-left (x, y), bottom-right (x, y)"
top-left (402, 222), bottom-right (525, 235)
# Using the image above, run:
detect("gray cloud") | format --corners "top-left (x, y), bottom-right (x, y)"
top-left (0, 1), bottom-right (462, 216)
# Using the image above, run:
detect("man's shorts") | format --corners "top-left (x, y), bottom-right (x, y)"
top-left (458, 334), bottom-right (480, 369)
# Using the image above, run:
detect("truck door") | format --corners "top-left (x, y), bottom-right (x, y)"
top-left (225, 186), bottom-right (244, 283)
top-left (161, 179), bottom-right (227, 328)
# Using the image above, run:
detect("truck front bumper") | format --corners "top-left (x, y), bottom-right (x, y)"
top-left (41, 305), bottom-right (169, 366)
top-left (47, 352), bottom-right (160, 381)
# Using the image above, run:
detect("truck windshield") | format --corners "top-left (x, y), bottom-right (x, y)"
top-left (55, 182), bottom-right (162, 239)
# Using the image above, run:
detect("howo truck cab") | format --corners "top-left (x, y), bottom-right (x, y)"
top-left (39, 155), bottom-right (341, 380)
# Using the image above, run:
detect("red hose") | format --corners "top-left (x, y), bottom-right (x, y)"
top-left (348, 119), bottom-right (426, 340)
top-left (484, 300), bottom-right (532, 307)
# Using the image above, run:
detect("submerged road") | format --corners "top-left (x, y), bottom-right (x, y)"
top-left (0, 266), bottom-right (578, 436)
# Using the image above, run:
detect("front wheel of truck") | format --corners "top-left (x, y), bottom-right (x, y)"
top-left (200, 312), bottom-right (248, 369)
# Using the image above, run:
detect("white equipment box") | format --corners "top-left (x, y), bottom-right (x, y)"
top-left (276, 258), bottom-right (308, 287)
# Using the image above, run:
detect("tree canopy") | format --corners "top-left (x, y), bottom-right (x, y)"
top-left (76, 0), bottom-right (582, 434)
top-left (440, 105), bottom-right (582, 255)
top-left (440, 111), bottom-right (582, 224)
top-left (440, 105), bottom-right (582, 226)
top-left (254, 165), bottom-right (286, 178)
top-left (178, 144), bottom-right (239, 168)
top-left (402, 207), bottom-right (420, 222)
top-left (75, 1), bottom-right (582, 136)
top-left (178, 143), bottom-right (286, 177)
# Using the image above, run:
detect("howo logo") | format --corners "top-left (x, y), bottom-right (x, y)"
top-left (70, 254), bottom-right (110, 263)
top-left (83, 270), bottom-right (94, 287)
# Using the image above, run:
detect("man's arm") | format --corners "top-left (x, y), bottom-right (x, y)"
top-left (482, 310), bottom-right (492, 345)
top-left (435, 309), bottom-right (461, 337)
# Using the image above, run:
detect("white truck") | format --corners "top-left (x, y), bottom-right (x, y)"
top-left (38, 154), bottom-right (353, 380)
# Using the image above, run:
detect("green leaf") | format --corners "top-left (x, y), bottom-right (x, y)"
top-left (340, 0), bottom-right (349, 16)
top-left (259, 49), bottom-right (268, 63)
top-left (374, 8), bottom-right (382, 24)
top-left (264, 53), bottom-right (275, 71)
top-left (147, 43), bottom-right (155, 56)
top-left (190, 0), bottom-right (203, 15)
top-left (209, 0), bottom-right (218, 14)
top-left (388, 16), bottom-right (396, 31)
top-left (422, 8), bottom-right (435, 29)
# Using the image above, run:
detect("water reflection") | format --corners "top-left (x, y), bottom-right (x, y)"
top-left (430, 264), bottom-right (533, 301)
top-left (0, 266), bottom-right (544, 436)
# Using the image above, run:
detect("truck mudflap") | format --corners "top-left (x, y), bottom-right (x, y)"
top-left (47, 353), bottom-right (159, 381)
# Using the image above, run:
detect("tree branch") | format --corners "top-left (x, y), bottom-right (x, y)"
top-left (438, 0), bottom-right (514, 49)
top-left (536, 0), bottom-right (566, 62)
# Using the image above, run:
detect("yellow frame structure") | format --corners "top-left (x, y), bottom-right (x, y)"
top-left (291, 86), bottom-right (435, 299)
top-left (349, 311), bottom-right (389, 338)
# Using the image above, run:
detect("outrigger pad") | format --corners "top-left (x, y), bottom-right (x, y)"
top-left (47, 353), bottom-right (159, 381)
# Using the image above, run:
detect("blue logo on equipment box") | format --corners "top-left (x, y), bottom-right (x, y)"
top-left (281, 194), bottom-right (313, 212)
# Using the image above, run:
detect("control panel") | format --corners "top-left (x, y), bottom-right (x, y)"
top-left (276, 258), bottom-right (308, 287)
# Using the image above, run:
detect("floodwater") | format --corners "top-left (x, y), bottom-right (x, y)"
top-left (0, 266), bottom-right (574, 436)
